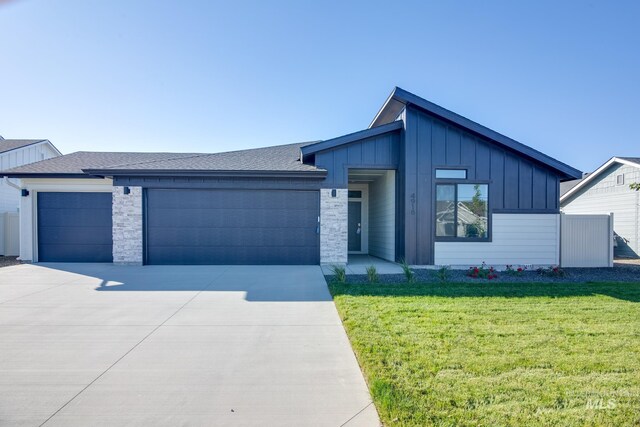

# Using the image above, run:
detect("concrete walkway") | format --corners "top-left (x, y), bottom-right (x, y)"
top-left (0, 264), bottom-right (379, 426)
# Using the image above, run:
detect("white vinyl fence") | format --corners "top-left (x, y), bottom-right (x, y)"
top-left (560, 213), bottom-right (613, 268)
top-left (0, 212), bottom-right (20, 256)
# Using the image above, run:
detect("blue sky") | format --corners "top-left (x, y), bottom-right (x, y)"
top-left (1, 1), bottom-right (638, 173)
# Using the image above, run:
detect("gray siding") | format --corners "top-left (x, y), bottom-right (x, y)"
top-left (403, 106), bottom-right (561, 264)
top-left (369, 170), bottom-right (395, 261)
top-left (314, 131), bottom-right (400, 188)
top-left (562, 163), bottom-right (640, 258)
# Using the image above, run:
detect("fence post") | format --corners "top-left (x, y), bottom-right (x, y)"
top-left (609, 212), bottom-right (614, 267)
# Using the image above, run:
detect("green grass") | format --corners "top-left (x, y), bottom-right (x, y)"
top-left (329, 281), bottom-right (640, 426)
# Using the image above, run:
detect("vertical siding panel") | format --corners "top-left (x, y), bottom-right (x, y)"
top-left (375, 137), bottom-right (390, 164)
top-left (547, 174), bottom-right (558, 210)
top-left (475, 142), bottom-right (491, 180)
top-left (504, 154), bottom-right (519, 209)
top-left (404, 108), bottom-right (419, 263)
top-left (390, 133), bottom-right (400, 165)
top-left (460, 135), bottom-right (476, 179)
top-left (417, 114), bottom-right (432, 263)
top-left (490, 150), bottom-right (505, 211)
top-left (431, 121), bottom-right (446, 165)
top-left (362, 139), bottom-right (376, 164)
top-left (333, 147), bottom-right (348, 186)
top-left (532, 167), bottom-right (547, 209)
top-left (316, 152), bottom-right (334, 187)
top-left (348, 143), bottom-right (362, 165)
top-left (519, 161), bottom-right (533, 209)
top-left (445, 127), bottom-right (461, 166)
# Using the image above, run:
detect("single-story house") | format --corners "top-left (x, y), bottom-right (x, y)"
top-left (0, 137), bottom-right (61, 255)
top-left (1, 88), bottom-right (581, 266)
top-left (561, 157), bottom-right (640, 258)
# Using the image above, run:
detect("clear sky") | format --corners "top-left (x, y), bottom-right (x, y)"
top-left (1, 0), bottom-right (638, 173)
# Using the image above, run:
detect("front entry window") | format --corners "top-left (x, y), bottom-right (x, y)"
top-left (436, 184), bottom-right (489, 240)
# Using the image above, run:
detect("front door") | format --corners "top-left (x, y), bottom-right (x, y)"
top-left (348, 201), bottom-right (362, 252)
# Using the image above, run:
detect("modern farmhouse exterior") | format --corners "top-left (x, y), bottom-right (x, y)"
top-left (561, 157), bottom-right (640, 258)
top-left (2, 88), bottom-right (581, 266)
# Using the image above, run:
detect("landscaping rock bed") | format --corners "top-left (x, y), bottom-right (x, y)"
top-left (0, 256), bottom-right (21, 268)
top-left (327, 264), bottom-right (640, 284)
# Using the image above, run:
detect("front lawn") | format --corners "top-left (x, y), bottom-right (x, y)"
top-left (329, 281), bottom-right (640, 426)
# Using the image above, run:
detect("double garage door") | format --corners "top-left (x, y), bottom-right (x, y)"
top-left (37, 189), bottom-right (319, 265)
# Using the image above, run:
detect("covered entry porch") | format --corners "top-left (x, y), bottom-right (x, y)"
top-left (347, 169), bottom-right (396, 264)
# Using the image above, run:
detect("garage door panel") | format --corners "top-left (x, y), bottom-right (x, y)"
top-left (37, 192), bottom-right (113, 262)
top-left (38, 208), bottom-right (112, 228)
top-left (38, 226), bottom-right (113, 245)
top-left (146, 189), bottom-right (319, 265)
top-left (148, 226), bottom-right (317, 248)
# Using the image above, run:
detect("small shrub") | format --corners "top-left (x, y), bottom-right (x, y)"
top-left (366, 265), bottom-right (379, 283)
top-left (537, 265), bottom-right (566, 278)
top-left (505, 264), bottom-right (526, 276)
top-left (435, 265), bottom-right (451, 282)
top-left (467, 262), bottom-right (498, 280)
top-left (330, 265), bottom-right (347, 283)
top-left (399, 258), bottom-right (415, 283)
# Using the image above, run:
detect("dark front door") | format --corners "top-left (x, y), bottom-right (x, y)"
top-left (145, 189), bottom-right (320, 265)
top-left (37, 192), bottom-right (113, 262)
top-left (348, 201), bottom-right (361, 252)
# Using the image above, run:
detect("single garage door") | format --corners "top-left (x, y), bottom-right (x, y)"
top-left (146, 189), bottom-right (319, 265)
top-left (37, 192), bottom-right (113, 262)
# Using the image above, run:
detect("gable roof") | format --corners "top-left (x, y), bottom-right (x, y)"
top-left (370, 87), bottom-right (581, 180)
top-left (300, 121), bottom-right (402, 162)
top-left (2, 142), bottom-right (325, 178)
top-left (560, 157), bottom-right (640, 202)
top-left (560, 173), bottom-right (590, 196)
top-left (0, 139), bottom-right (61, 155)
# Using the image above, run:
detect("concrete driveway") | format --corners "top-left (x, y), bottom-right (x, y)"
top-left (0, 264), bottom-right (378, 426)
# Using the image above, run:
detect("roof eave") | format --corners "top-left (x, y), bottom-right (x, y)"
top-left (373, 87), bottom-right (582, 180)
top-left (2, 172), bottom-right (101, 179)
top-left (82, 169), bottom-right (328, 179)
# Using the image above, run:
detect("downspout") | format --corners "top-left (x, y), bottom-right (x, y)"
top-left (4, 176), bottom-right (22, 191)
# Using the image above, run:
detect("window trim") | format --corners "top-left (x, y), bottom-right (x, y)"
top-left (435, 168), bottom-right (467, 179)
top-left (434, 181), bottom-right (491, 242)
top-left (616, 174), bottom-right (624, 185)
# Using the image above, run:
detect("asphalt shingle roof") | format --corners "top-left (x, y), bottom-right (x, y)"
top-left (619, 157), bottom-right (640, 166)
top-left (1, 142), bottom-right (321, 176)
top-left (0, 139), bottom-right (46, 154)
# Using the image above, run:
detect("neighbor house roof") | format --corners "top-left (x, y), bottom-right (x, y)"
top-left (2, 142), bottom-right (325, 178)
top-left (370, 87), bottom-right (581, 180)
top-left (560, 173), bottom-right (590, 196)
top-left (560, 157), bottom-right (640, 202)
top-left (0, 139), bottom-right (61, 155)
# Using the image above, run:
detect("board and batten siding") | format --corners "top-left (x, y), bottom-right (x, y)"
top-left (0, 143), bottom-right (59, 212)
top-left (434, 214), bottom-right (560, 266)
top-left (368, 170), bottom-right (395, 261)
top-left (402, 106), bottom-right (561, 265)
top-left (561, 163), bottom-right (640, 258)
top-left (314, 131), bottom-right (400, 188)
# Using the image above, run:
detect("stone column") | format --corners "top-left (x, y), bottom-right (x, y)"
top-left (112, 186), bottom-right (143, 265)
top-left (320, 188), bottom-right (348, 265)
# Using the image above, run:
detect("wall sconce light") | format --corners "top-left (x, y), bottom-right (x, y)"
top-left (331, 189), bottom-right (336, 197)
top-left (21, 189), bottom-right (29, 197)
top-left (123, 187), bottom-right (131, 195)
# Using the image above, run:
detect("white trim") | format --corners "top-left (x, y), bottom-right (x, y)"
top-left (19, 178), bottom-right (112, 262)
top-left (348, 184), bottom-right (369, 254)
top-left (561, 157), bottom-right (640, 203)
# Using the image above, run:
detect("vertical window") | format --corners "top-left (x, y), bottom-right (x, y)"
top-left (616, 174), bottom-right (624, 185)
top-left (436, 184), bottom-right (489, 239)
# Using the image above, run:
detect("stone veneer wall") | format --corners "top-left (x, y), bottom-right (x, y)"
top-left (320, 188), bottom-right (348, 264)
top-left (112, 186), bottom-right (143, 265)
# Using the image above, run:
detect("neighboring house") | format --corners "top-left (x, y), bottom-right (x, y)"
top-left (1, 88), bottom-right (581, 266)
top-left (561, 157), bottom-right (640, 258)
top-left (0, 137), bottom-right (61, 255)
